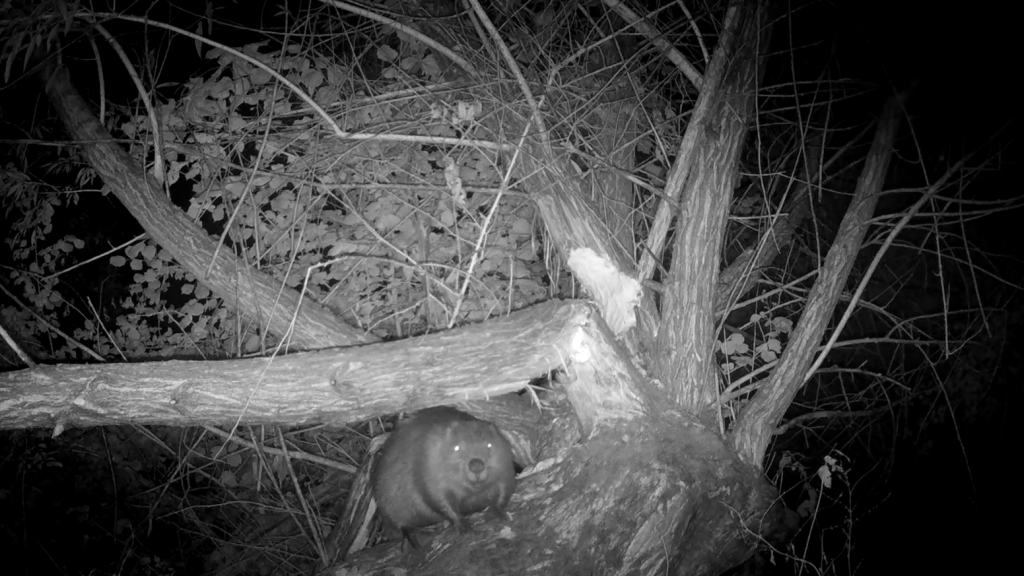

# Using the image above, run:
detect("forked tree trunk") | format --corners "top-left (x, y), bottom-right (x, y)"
top-left (338, 1), bottom-right (788, 574)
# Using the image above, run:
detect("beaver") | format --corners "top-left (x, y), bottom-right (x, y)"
top-left (371, 406), bottom-right (516, 548)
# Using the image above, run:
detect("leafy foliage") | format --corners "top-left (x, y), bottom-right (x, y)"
top-left (2, 36), bottom-right (571, 363)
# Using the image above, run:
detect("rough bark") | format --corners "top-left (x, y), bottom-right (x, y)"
top-left (345, 424), bottom-right (777, 576)
top-left (731, 95), bottom-right (904, 465)
top-left (332, 2), bottom-right (784, 573)
top-left (0, 300), bottom-right (580, 430)
top-left (340, 305), bottom-right (781, 576)
top-left (36, 56), bottom-right (370, 351)
top-left (518, 135), bottom-right (663, 349)
top-left (655, 0), bottom-right (772, 412)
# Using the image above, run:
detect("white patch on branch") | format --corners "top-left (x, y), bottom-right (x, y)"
top-left (566, 248), bottom-right (641, 335)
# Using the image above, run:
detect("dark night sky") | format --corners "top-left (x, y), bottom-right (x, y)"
top-left (811, 0), bottom-right (1015, 145)
top-left (810, 4), bottom-right (1017, 572)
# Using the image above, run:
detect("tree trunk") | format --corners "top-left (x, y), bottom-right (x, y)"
top-left (654, 0), bottom-right (772, 413)
top-left (339, 1), bottom-right (788, 573)
top-left (339, 303), bottom-right (783, 575)
top-left (732, 94), bottom-right (904, 465)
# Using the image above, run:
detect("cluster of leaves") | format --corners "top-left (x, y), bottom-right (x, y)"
top-left (127, 39), bottom-right (562, 341)
top-left (1, 32), bottom-right (577, 364)
top-left (0, 163), bottom-right (232, 360)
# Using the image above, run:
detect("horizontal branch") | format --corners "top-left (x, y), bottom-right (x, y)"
top-left (0, 301), bottom-right (592, 431)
